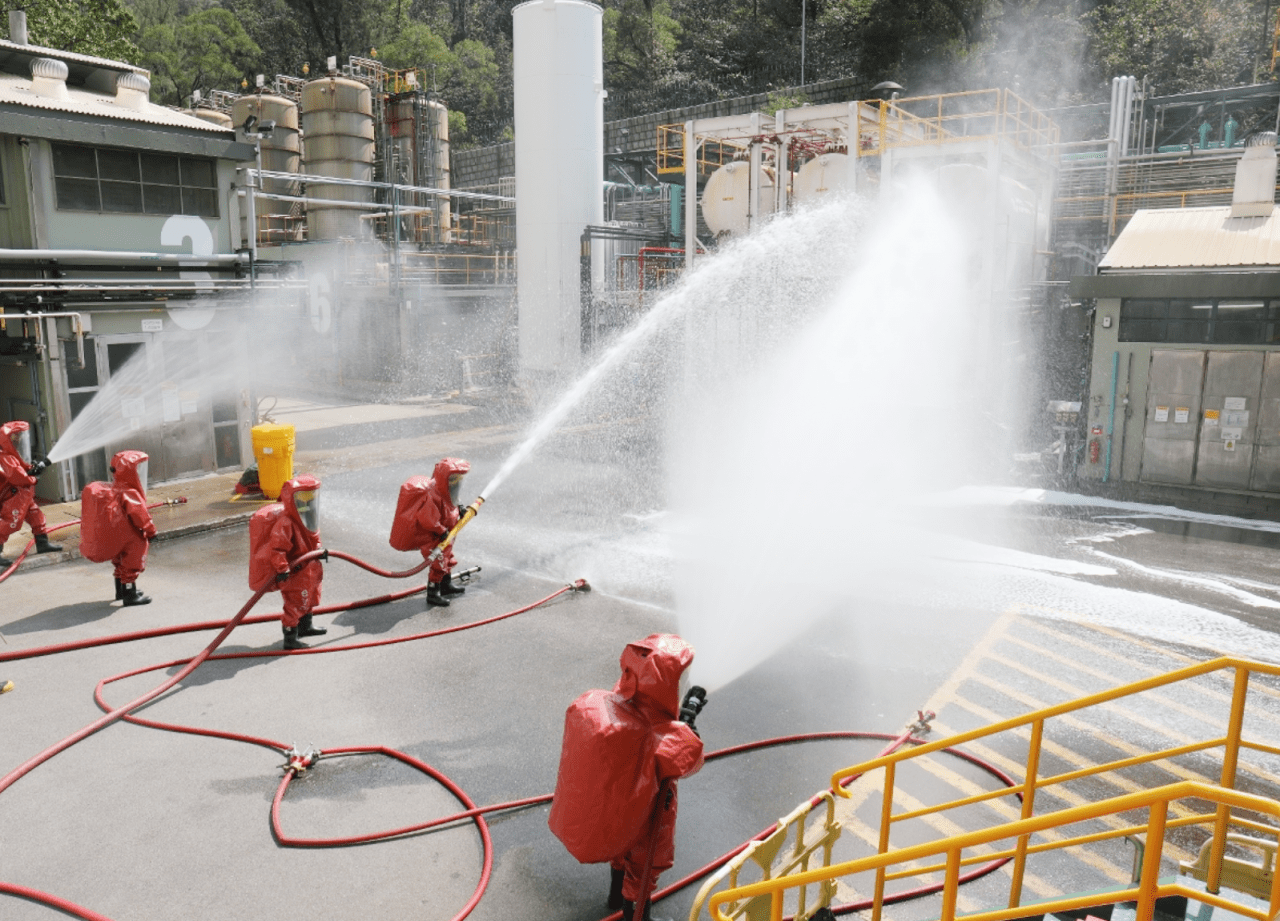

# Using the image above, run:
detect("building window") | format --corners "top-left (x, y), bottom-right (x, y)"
top-left (1119, 298), bottom-right (1280, 344)
top-left (52, 144), bottom-right (218, 218)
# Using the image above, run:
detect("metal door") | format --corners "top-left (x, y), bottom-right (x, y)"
top-left (1194, 351), bottom-right (1264, 489)
top-left (1251, 351), bottom-right (1280, 492)
top-left (98, 335), bottom-right (166, 482)
top-left (1140, 350), bottom-right (1205, 486)
top-left (158, 335), bottom-right (215, 479)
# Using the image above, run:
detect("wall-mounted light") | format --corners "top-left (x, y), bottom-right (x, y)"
top-left (1102, 315), bottom-right (1112, 328)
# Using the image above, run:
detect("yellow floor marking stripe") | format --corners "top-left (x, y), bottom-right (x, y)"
top-left (935, 706), bottom-right (1197, 865)
top-left (963, 673), bottom-right (1208, 822)
top-left (991, 638), bottom-right (1280, 787)
top-left (833, 605), bottom-right (1023, 829)
top-left (906, 748), bottom-right (1134, 886)
top-left (1021, 614), bottom-right (1280, 706)
top-left (1017, 620), bottom-right (1280, 723)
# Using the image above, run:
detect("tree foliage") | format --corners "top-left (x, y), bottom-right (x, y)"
top-left (17, 0), bottom-right (1278, 147)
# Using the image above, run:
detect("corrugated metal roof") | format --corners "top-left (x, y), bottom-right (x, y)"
top-left (0, 73), bottom-right (229, 133)
top-left (0, 38), bottom-right (145, 75)
top-left (1100, 205), bottom-right (1280, 270)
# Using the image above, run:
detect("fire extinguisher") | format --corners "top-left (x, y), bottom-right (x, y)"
top-left (1089, 440), bottom-right (1101, 464)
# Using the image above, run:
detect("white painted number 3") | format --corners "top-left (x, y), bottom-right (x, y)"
top-left (161, 215), bottom-right (216, 330)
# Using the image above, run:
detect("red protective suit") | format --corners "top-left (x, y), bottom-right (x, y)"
top-left (549, 634), bottom-right (704, 904)
top-left (389, 458), bottom-right (470, 583)
top-left (80, 451), bottom-right (156, 582)
top-left (248, 475), bottom-right (322, 628)
top-left (0, 421), bottom-right (49, 544)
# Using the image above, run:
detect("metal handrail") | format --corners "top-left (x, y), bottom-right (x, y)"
top-left (708, 782), bottom-right (1280, 921)
top-left (821, 656), bottom-right (1279, 918)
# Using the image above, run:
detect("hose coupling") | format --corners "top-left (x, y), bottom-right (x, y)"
top-left (570, 578), bottom-right (591, 592)
top-left (166, 497), bottom-right (188, 506)
top-left (319, 549), bottom-right (330, 562)
top-left (906, 709), bottom-right (936, 736)
top-left (283, 744), bottom-right (322, 775)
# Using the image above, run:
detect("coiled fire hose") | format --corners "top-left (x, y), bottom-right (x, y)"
top-left (0, 526), bottom-right (1017, 921)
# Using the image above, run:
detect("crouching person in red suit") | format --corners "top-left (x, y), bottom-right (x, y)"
top-left (0, 420), bottom-right (61, 563)
top-left (548, 634), bottom-right (708, 921)
top-left (249, 474), bottom-right (327, 649)
top-left (81, 450), bottom-right (156, 606)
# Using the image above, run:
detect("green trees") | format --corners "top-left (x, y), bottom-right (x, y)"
top-left (12, 0), bottom-right (1277, 147)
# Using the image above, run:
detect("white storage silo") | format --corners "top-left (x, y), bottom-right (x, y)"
top-left (301, 74), bottom-right (374, 241)
top-left (232, 93), bottom-right (301, 241)
top-left (513, 0), bottom-right (604, 378)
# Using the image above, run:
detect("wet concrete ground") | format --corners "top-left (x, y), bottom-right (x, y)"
top-left (2, 399), bottom-right (1279, 921)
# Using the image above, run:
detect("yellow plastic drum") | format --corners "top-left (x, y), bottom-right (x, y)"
top-left (251, 423), bottom-right (295, 500)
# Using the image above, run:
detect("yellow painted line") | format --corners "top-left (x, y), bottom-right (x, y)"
top-left (904, 747), bottom-right (1134, 886)
top-left (994, 636), bottom-right (1280, 787)
top-left (834, 605), bottom-right (1022, 828)
top-left (1017, 614), bottom-right (1280, 708)
top-left (933, 706), bottom-right (1196, 865)
top-left (963, 673), bottom-right (1209, 823)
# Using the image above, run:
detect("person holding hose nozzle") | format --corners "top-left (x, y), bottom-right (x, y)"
top-left (249, 474), bottom-right (327, 650)
top-left (0, 420), bottom-right (62, 564)
top-left (388, 457), bottom-right (473, 608)
top-left (548, 634), bottom-right (708, 921)
top-left (80, 450), bottom-right (157, 606)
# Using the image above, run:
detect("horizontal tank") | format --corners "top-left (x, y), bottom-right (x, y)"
top-left (232, 93), bottom-right (301, 242)
top-left (700, 161), bottom-right (777, 237)
top-left (793, 153), bottom-right (848, 203)
top-left (301, 74), bottom-right (374, 241)
top-left (190, 108), bottom-right (233, 129)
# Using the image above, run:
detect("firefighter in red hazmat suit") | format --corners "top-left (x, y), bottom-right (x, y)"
top-left (0, 420), bottom-right (61, 564)
top-left (548, 634), bottom-right (708, 921)
top-left (80, 450), bottom-right (157, 606)
top-left (249, 474), bottom-right (327, 649)
top-left (388, 457), bottom-right (471, 608)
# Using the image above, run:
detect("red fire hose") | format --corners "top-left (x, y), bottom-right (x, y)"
top-left (0, 542), bottom-right (1017, 921)
top-left (0, 496), bottom-right (187, 585)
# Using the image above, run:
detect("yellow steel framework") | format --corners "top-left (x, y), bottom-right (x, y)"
top-left (656, 125), bottom-right (746, 175)
top-left (690, 657), bottom-right (1280, 921)
top-left (708, 782), bottom-right (1280, 921)
top-left (855, 88), bottom-right (1059, 159)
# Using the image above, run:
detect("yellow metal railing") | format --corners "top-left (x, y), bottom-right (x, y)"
top-left (856, 88), bottom-right (1059, 158)
top-left (693, 656), bottom-right (1280, 921)
top-left (657, 124), bottom-right (745, 175)
top-left (708, 782), bottom-right (1280, 921)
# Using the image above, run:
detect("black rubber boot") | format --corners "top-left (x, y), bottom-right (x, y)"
top-left (297, 614), bottom-right (327, 637)
top-left (608, 868), bottom-right (625, 911)
top-left (0, 556), bottom-right (11, 568)
top-left (440, 572), bottom-right (466, 597)
top-left (426, 583), bottom-right (450, 607)
top-left (114, 577), bottom-right (124, 601)
top-left (282, 626), bottom-right (306, 650)
top-left (121, 583), bottom-right (151, 606)
top-left (34, 533), bottom-right (62, 554)
top-left (620, 900), bottom-right (670, 921)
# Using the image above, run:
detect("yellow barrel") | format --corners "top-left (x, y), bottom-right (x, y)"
top-left (251, 423), bottom-right (295, 500)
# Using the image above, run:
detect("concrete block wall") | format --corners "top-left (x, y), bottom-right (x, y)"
top-left (453, 74), bottom-right (871, 190)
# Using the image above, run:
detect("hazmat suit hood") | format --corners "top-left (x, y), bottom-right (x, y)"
top-left (614, 634), bottom-right (695, 720)
top-left (431, 457), bottom-right (470, 506)
top-left (280, 474), bottom-right (321, 534)
top-left (0, 421), bottom-right (32, 465)
top-left (111, 450), bottom-right (149, 496)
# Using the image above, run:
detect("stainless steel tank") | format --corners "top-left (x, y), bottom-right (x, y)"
top-left (384, 94), bottom-right (452, 241)
top-left (301, 74), bottom-right (374, 241)
top-left (232, 93), bottom-right (302, 242)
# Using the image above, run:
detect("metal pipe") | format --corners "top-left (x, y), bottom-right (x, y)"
top-left (249, 169), bottom-right (514, 203)
top-left (0, 249), bottom-right (247, 266)
top-left (1105, 350), bottom-right (1118, 482)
